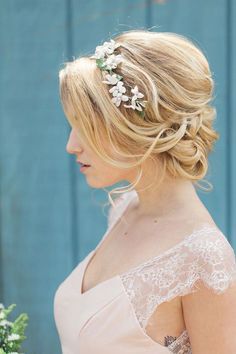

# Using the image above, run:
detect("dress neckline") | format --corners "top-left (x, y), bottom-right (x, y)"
top-left (80, 192), bottom-right (135, 295)
top-left (80, 191), bottom-right (219, 296)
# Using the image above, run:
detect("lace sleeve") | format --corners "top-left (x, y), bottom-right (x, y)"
top-left (190, 228), bottom-right (236, 294)
top-left (120, 226), bottom-right (236, 330)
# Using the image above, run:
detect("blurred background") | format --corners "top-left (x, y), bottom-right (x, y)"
top-left (0, 0), bottom-right (236, 353)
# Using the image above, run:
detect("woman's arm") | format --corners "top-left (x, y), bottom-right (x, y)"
top-left (182, 280), bottom-right (236, 354)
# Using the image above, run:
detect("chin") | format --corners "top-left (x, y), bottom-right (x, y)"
top-left (86, 176), bottom-right (123, 189)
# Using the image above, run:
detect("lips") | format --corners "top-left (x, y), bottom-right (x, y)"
top-left (76, 160), bottom-right (91, 167)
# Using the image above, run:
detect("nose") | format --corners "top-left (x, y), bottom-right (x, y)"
top-left (66, 129), bottom-right (83, 155)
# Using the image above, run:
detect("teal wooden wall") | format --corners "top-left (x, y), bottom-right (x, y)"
top-left (0, 1), bottom-right (235, 353)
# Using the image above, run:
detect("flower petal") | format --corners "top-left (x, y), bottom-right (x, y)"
top-left (121, 95), bottom-right (129, 102)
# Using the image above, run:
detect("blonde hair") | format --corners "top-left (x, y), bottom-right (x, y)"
top-left (58, 29), bottom-right (219, 210)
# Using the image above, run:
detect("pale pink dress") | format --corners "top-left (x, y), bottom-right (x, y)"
top-left (54, 190), bottom-right (236, 354)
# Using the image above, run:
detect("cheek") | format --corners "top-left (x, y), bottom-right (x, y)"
top-left (100, 163), bottom-right (130, 181)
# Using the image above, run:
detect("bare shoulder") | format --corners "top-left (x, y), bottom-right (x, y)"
top-left (147, 209), bottom-right (233, 261)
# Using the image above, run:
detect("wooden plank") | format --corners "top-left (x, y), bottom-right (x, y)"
top-left (230, 0), bottom-right (236, 248)
top-left (0, 1), bottom-right (71, 352)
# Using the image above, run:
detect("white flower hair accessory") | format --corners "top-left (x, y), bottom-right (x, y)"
top-left (91, 39), bottom-right (147, 118)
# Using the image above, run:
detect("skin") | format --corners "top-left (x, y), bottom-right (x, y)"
top-left (66, 126), bottom-right (210, 221)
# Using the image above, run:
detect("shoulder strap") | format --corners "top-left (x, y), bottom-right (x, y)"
top-left (107, 190), bottom-right (137, 229)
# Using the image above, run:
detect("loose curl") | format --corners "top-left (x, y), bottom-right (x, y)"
top-left (59, 29), bottom-right (219, 210)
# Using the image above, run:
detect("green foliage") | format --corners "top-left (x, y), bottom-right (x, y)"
top-left (0, 303), bottom-right (29, 354)
top-left (96, 58), bottom-right (107, 71)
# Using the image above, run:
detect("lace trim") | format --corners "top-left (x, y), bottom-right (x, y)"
top-left (108, 192), bottom-right (236, 353)
top-left (120, 226), bottom-right (236, 330)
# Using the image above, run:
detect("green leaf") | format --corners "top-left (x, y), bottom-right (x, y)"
top-left (0, 304), bottom-right (29, 353)
top-left (12, 313), bottom-right (29, 336)
top-left (116, 74), bottom-right (123, 80)
top-left (96, 58), bottom-right (107, 71)
top-left (136, 110), bottom-right (145, 119)
top-left (3, 304), bottom-right (16, 317)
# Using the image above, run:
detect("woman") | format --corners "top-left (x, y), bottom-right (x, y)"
top-left (54, 29), bottom-right (236, 353)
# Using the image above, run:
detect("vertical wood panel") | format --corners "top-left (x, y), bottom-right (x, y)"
top-left (230, 0), bottom-right (236, 248)
top-left (0, 1), bottom-right (71, 352)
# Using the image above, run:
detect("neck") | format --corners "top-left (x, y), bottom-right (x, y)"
top-left (125, 160), bottom-right (201, 219)
top-left (134, 179), bottom-right (199, 218)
